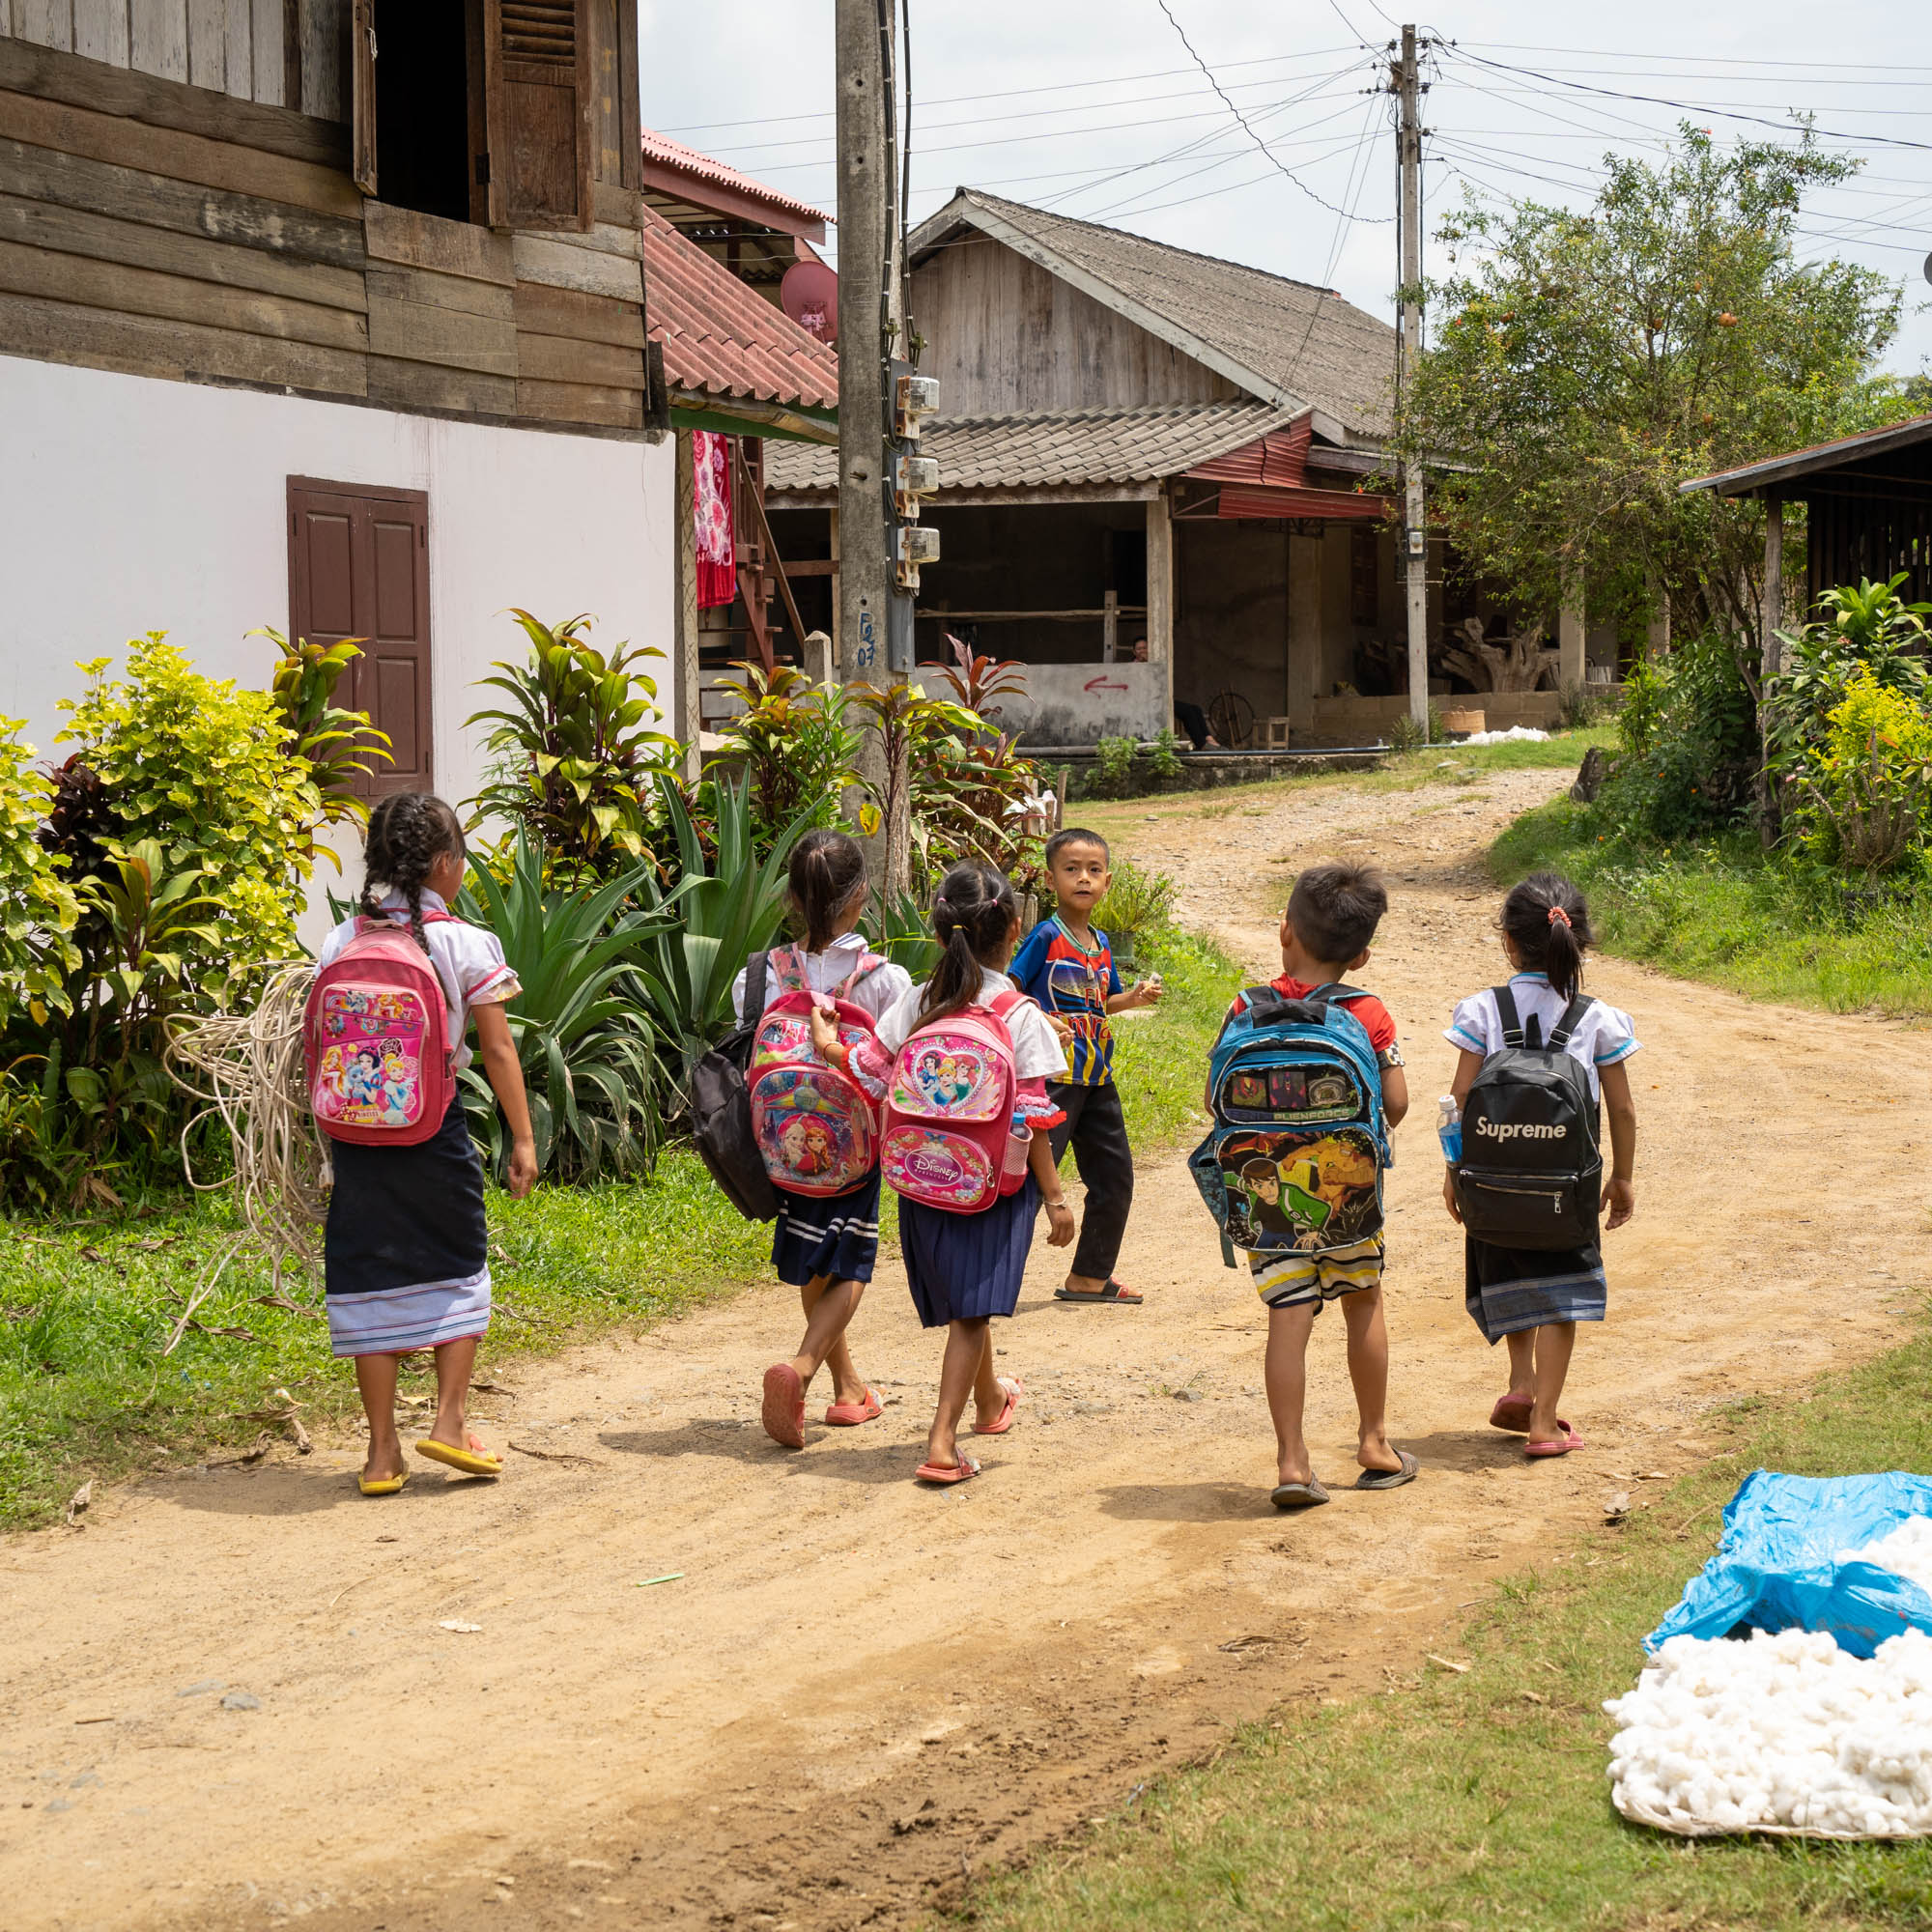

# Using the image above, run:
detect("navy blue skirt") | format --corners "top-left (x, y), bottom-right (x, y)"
top-left (899, 1178), bottom-right (1040, 1328)
top-left (772, 1170), bottom-right (883, 1287)
top-left (1464, 1236), bottom-right (1606, 1345)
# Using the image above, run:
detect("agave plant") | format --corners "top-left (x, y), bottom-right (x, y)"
top-left (454, 830), bottom-right (686, 1180)
top-left (630, 772), bottom-right (814, 1092)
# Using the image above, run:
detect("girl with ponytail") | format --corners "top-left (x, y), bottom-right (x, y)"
top-left (1441, 871), bottom-right (1641, 1459)
top-left (864, 865), bottom-right (1075, 1485)
top-left (730, 829), bottom-right (913, 1449)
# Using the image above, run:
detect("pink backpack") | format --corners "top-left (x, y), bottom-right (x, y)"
top-left (879, 990), bottom-right (1032, 1213)
top-left (747, 946), bottom-right (891, 1196)
top-left (305, 913), bottom-right (457, 1147)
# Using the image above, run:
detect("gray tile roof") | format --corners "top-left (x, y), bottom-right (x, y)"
top-left (765, 399), bottom-right (1298, 498)
top-left (910, 189), bottom-right (1397, 440)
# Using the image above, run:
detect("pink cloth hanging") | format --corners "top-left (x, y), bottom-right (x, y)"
top-left (693, 431), bottom-right (737, 610)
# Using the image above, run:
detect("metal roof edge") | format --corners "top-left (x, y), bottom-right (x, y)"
top-left (1679, 413), bottom-right (1932, 497)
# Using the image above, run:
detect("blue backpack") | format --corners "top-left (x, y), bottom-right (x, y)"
top-left (1189, 982), bottom-right (1392, 1268)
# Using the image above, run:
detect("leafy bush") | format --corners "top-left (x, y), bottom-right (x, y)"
top-left (1148, 728), bottom-right (1187, 780)
top-left (1094, 858), bottom-right (1178, 974)
top-left (631, 774), bottom-right (811, 1092)
top-left (708, 660), bottom-right (865, 853)
top-left (1384, 711), bottom-right (1429, 753)
top-left (1599, 632), bottom-right (1756, 839)
top-left (455, 832), bottom-right (677, 1179)
top-left (1795, 672), bottom-right (1932, 873)
top-left (253, 628), bottom-right (391, 825)
top-left (0, 726), bottom-right (81, 1030)
top-left (1091, 735), bottom-right (1141, 799)
top-left (468, 611), bottom-right (677, 875)
top-left (862, 887), bottom-right (943, 979)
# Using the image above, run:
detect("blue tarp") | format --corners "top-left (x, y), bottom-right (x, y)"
top-left (1647, 1469), bottom-right (1932, 1659)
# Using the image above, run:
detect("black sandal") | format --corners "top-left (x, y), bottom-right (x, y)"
top-left (1354, 1449), bottom-right (1419, 1492)
top-left (1054, 1279), bottom-right (1143, 1304)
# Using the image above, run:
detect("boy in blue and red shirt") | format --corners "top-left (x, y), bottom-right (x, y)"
top-left (1010, 829), bottom-right (1162, 1304)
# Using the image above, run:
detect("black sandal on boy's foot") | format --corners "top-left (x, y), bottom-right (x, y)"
top-left (1270, 1478), bottom-right (1330, 1510)
top-left (1353, 1449), bottom-right (1420, 1492)
top-left (1054, 1279), bottom-right (1143, 1304)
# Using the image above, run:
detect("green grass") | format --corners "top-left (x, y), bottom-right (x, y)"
top-left (1106, 923), bottom-right (1243, 1149)
top-left (954, 1318), bottom-right (1932, 1932)
top-left (0, 1152), bottom-right (771, 1529)
top-left (1492, 801), bottom-right (1932, 1021)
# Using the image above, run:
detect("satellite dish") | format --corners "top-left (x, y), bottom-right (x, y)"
top-left (1924, 250), bottom-right (1932, 288)
top-left (781, 260), bottom-right (838, 346)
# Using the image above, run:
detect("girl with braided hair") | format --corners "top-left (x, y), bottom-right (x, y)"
top-left (866, 865), bottom-right (1075, 1485)
top-left (317, 792), bottom-right (537, 1493)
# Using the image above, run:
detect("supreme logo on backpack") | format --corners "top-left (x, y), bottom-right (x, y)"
top-left (747, 946), bottom-right (890, 1196)
top-left (879, 991), bottom-right (1030, 1213)
top-left (1189, 983), bottom-right (1390, 1266)
top-left (1453, 984), bottom-right (1602, 1249)
top-left (305, 913), bottom-right (456, 1146)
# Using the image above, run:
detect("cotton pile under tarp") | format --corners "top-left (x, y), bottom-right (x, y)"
top-left (1607, 1471), bottom-right (1932, 1839)
top-left (1647, 1471), bottom-right (1932, 1658)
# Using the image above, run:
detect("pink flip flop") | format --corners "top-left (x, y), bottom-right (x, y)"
top-left (971, 1376), bottom-right (1025, 1436)
top-left (1489, 1394), bottom-right (1534, 1434)
top-left (824, 1386), bottom-right (884, 1428)
top-left (915, 1455), bottom-right (981, 1487)
top-left (761, 1363), bottom-right (806, 1449)
top-left (1524, 1424), bottom-right (1585, 1459)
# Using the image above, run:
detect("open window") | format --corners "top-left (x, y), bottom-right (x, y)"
top-left (352, 0), bottom-right (596, 233)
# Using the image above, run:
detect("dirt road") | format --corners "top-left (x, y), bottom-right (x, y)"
top-left (7, 765), bottom-right (1930, 1931)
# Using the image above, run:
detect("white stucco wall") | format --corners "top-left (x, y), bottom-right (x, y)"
top-left (0, 357), bottom-right (675, 819)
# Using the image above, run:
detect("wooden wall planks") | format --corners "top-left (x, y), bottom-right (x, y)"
top-left (72, 2), bottom-right (131, 67)
top-left (517, 373), bottom-right (639, 430)
top-left (510, 229), bottom-right (639, 301)
top-left (366, 286), bottom-right (515, 376)
top-left (363, 201), bottom-right (512, 285)
top-left (128, 0), bottom-right (188, 83)
top-left (510, 276), bottom-right (640, 349)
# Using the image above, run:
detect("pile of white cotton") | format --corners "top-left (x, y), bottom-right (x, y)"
top-left (1455, 724), bottom-right (1550, 746)
top-left (1605, 1626), bottom-right (1932, 1835)
top-left (1841, 1515), bottom-right (1932, 1597)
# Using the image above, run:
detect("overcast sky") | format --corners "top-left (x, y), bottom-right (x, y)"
top-left (638, 0), bottom-right (1931, 383)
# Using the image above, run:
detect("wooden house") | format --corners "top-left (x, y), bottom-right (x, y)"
top-left (767, 188), bottom-right (1424, 748)
top-left (0, 1), bottom-right (835, 821)
top-left (640, 125), bottom-right (828, 307)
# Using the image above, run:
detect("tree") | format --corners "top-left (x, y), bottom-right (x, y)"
top-left (1401, 128), bottom-right (1909, 670)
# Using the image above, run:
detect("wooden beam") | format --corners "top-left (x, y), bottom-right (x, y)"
top-left (1762, 497), bottom-right (1785, 681)
top-left (736, 439), bottom-right (810, 661)
top-left (638, 154), bottom-right (825, 242)
top-left (674, 429), bottom-right (700, 778)
top-left (1146, 490), bottom-right (1173, 674)
top-left (0, 33), bottom-right (348, 166)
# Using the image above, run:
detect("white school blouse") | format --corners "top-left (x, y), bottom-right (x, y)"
top-left (317, 888), bottom-right (520, 1072)
top-left (873, 968), bottom-right (1069, 1082)
top-left (728, 931), bottom-right (914, 1026)
top-left (1443, 972), bottom-right (1639, 1100)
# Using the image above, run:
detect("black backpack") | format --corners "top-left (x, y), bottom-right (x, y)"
top-left (1453, 984), bottom-right (1601, 1250)
top-left (689, 951), bottom-right (781, 1222)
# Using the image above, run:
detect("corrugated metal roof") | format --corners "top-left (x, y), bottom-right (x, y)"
top-left (644, 203), bottom-right (838, 412)
top-left (1186, 413), bottom-right (1314, 486)
top-left (909, 190), bottom-right (1397, 440)
top-left (639, 128), bottom-right (831, 236)
top-left (1679, 412), bottom-right (1932, 497)
top-left (765, 400), bottom-right (1296, 497)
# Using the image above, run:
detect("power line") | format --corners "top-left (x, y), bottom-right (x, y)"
top-left (1152, 0), bottom-right (1394, 221)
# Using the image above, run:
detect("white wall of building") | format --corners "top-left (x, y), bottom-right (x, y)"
top-left (0, 357), bottom-right (676, 822)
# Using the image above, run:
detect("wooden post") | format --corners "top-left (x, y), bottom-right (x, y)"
top-left (1558, 573), bottom-right (1586, 691)
top-left (828, 507), bottom-right (841, 671)
top-left (674, 429), bottom-right (699, 780)
top-left (1762, 497), bottom-right (1785, 681)
top-left (1287, 529), bottom-right (1322, 739)
top-left (1646, 579), bottom-right (1671, 658)
top-left (1146, 490), bottom-right (1174, 731)
top-left (1101, 589), bottom-right (1119, 663)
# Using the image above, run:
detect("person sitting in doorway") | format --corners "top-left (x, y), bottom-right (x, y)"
top-left (1131, 638), bottom-right (1220, 751)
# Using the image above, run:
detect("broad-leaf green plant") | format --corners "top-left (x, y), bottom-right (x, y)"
top-left (454, 830), bottom-right (685, 1180)
top-left (251, 627), bottom-right (392, 829)
top-left (707, 660), bottom-right (866, 854)
top-left (467, 611), bottom-right (677, 876)
top-left (0, 723), bottom-right (81, 1029)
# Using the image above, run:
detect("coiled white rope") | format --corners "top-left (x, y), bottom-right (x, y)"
top-left (163, 962), bottom-right (329, 1352)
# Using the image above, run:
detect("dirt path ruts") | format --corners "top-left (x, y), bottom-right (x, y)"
top-left (4, 766), bottom-right (1927, 1932)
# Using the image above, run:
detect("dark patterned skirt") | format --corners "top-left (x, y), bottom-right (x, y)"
top-left (1464, 1235), bottom-right (1606, 1345)
top-left (772, 1171), bottom-right (884, 1287)
top-left (899, 1178), bottom-right (1040, 1328)
top-left (324, 1097), bottom-right (491, 1358)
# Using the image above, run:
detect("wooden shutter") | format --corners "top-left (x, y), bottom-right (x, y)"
top-left (483, 0), bottom-right (594, 232)
top-left (351, 0), bottom-right (378, 195)
top-left (288, 479), bottom-right (433, 797)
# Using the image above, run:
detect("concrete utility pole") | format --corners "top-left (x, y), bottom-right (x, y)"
top-left (834, 0), bottom-right (891, 693)
top-left (1396, 25), bottom-right (1430, 733)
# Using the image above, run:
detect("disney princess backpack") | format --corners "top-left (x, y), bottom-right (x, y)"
top-left (879, 990), bottom-right (1031, 1213)
top-left (304, 913), bottom-right (456, 1147)
top-left (746, 946), bottom-right (892, 1196)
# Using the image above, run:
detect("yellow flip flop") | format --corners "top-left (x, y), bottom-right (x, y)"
top-left (414, 1438), bottom-right (503, 1478)
top-left (357, 1470), bottom-right (410, 1497)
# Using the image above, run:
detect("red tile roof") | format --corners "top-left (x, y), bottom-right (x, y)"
top-left (643, 203), bottom-right (838, 413)
top-left (640, 128), bottom-right (831, 239)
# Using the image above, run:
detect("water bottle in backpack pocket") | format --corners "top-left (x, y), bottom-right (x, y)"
top-left (1453, 985), bottom-right (1602, 1250)
top-left (879, 991), bottom-right (1029, 1213)
top-left (1189, 983), bottom-right (1391, 1266)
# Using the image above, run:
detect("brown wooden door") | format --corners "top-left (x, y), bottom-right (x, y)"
top-left (288, 479), bottom-right (433, 797)
top-left (482, 0), bottom-right (594, 231)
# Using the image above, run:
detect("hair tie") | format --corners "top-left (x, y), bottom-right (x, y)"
top-left (1548, 905), bottom-right (1572, 929)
